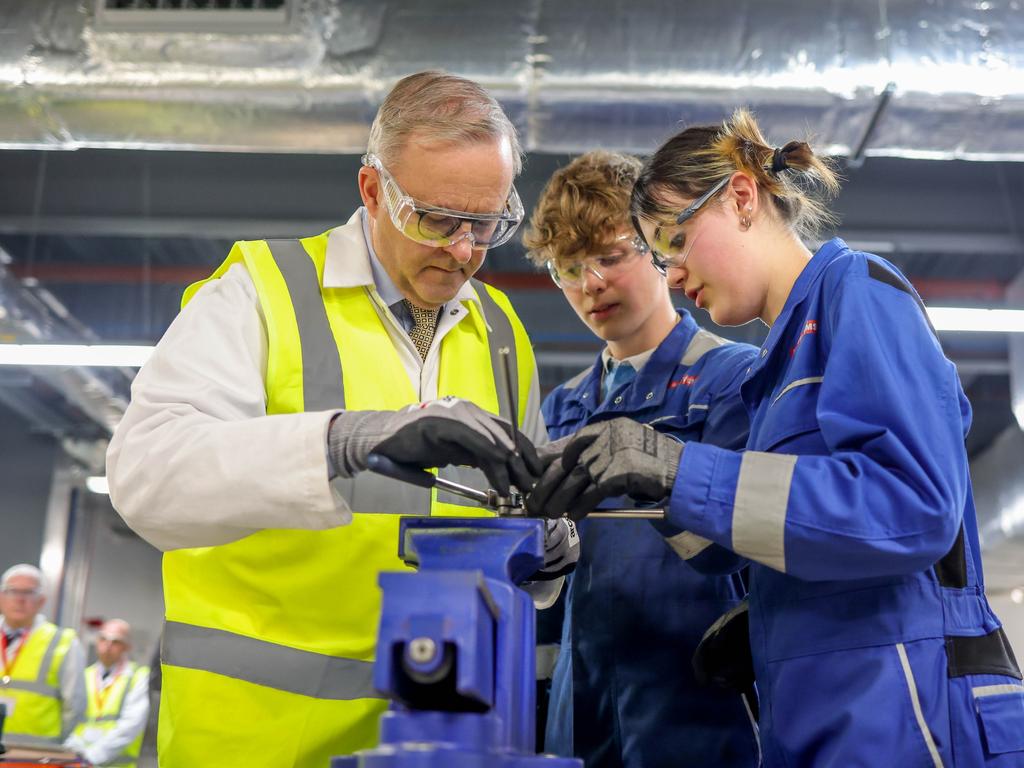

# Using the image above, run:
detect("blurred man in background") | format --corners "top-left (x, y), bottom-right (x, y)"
top-left (0, 563), bottom-right (85, 746)
top-left (66, 619), bottom-right (150, 767)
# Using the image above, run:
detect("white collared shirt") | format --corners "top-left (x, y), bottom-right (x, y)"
top-left (106, 210), bottom-right (544, 552)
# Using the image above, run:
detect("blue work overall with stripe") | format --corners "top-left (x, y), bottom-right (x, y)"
top-left (159, 229), bottom-right (537, 768)
top-left (541, 310), bottom-right (761, 767)
top-left (665, 238), bottom-right (1024, 766)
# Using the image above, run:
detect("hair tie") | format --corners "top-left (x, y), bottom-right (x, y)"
top-left (771, 147), bottom-right (788, 174)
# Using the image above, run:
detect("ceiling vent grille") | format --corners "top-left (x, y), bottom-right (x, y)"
top-left (95, 0), bottom-right (292, 33)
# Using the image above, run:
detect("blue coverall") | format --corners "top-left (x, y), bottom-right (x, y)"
top-left (666, 238), bottom-right (1024, 766)
top-left (541, 310), bottom-right (761, 767)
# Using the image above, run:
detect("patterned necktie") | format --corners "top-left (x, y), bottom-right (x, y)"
top-left (404, 300), bottom-right (440, 361)
top-left (602, 360), bottom-right (636, 403)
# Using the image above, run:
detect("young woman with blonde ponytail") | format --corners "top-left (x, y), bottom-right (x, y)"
top-left (528, 109), bottom-right (1024, 766)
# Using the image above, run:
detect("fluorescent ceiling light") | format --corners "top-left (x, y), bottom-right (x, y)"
top-left (0, 307), bottom-right (1020, 369)
top-left (0, 344), bottom-right (153, 367)
top-left (927, 308), bottom-right (1024, 333)
top-left (86, 476), bottom-right (110, 495)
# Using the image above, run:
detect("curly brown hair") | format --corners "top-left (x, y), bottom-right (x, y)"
top-left (522, 150), bottom-right (642, 268)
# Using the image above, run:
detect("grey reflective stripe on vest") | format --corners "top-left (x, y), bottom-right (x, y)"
top-left (437, 465), bottom-right (491, 508)
top-left (100, 662), bottom-right (139, 721)
top-left (161, 621), bottom-right (381, 701)
top-left (265, 239), bottom-right (345, 412)
top-left (331, 474), bottom-right (434, 516)
top-left (471, 278), bottom-right (517, 424)
top-left (681, 328), bottom-right (729, 366)
top-left (36, 628), bottom-right (62, 686)
top-left (262, 243), bottom-right (509, 513)
top-left (1, 679), bottom-right (59, 696)
top-left (4, 733), bottom-right (61, 747)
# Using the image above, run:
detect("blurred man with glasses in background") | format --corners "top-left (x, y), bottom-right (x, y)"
top-left (0, 564), bottom-right (85, 747)
top-left (523, 151), bottom-right (760, 768)
top-left (106, 71), bottom-right (573, 767)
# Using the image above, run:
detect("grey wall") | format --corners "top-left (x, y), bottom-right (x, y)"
top-left (78, 496), bottom-right (164, 666)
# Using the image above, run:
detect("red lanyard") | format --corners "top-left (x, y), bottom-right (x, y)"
top-left (93, 663), bottom-right (124, 713)
top-left (1, 629), bottom-right (31, 680)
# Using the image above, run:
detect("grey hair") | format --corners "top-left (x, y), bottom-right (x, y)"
top-left (368, 70), bottom-right (523, 175)
top-left (1, 563), bottom-right (44, 591)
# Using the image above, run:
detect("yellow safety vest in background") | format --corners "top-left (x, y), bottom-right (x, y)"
top-left (159, 230), bottom-right (536, 767)
top-left (1, 621), bottom-right (75, 744)
top-left (72, 661), bottom-right (149, 768)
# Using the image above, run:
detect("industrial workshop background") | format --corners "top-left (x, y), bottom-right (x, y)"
top-left (2, 1), bottom-right (1024, 765)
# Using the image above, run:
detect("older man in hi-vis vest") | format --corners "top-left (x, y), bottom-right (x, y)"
top-left (107, 71), bottom-right (576, 768)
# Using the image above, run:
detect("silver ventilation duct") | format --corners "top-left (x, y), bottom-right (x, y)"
top-left (1, 0), bottom-right (1023, 159)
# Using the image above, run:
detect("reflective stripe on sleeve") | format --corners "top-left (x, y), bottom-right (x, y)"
top-left (731, 452), bottom-right (796, 573)
top-left (665, 530), bottom-right (713, 560)
top-left (161, 621), bottom-right (382, 701)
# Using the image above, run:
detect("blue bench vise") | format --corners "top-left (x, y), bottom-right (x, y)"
top-left (331, 516), bottom-right (581, 768)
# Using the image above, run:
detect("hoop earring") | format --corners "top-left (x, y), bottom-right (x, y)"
top-left (739, 207), bottom-right (752, 230)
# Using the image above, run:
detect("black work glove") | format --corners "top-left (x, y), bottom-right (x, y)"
top-left (525, 418), bottom-right (683, 521)
top-left (328, 396), bottom-right (542, 495)
top-left (692, 599), bottom-right (755, 692)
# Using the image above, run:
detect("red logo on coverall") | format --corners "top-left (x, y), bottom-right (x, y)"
top-left (669, 374), bottom-right (698, 389)
top-left (790, 320), bottom-right (818, 357)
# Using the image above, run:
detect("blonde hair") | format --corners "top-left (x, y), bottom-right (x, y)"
top-left (523, 150), bottom-right (642, 267)
top-left (631, 108), bottom-right (841, 240)
top-left (368, 70), bottom-right (523, 175)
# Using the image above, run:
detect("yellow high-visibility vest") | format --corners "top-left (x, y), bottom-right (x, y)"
top-left (159, 230), bottom-right (536, 767)
top-left (0, 621), bottom-right (75, 744)
top-left (72, 661), bottom-right (149, 768)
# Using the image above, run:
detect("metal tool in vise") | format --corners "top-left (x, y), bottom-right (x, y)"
top-left (367, 347), bottom-right (665, 520)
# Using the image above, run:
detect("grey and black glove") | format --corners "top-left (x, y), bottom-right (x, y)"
top-left (525, 418), bottom-right (683, 521)
top-left (527, 518), bottom-right (581, 581)
top-left (328, 396), bottom-right (542, 495)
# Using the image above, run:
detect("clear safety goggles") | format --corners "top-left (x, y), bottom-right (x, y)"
top-left (637, 175), bottom-right (731, 271)
top-left (362, 153), bottom-right (524, 250)
top-left (546, 234), bottom-right (651, 288)
top-left (1, 587), bottom-right (41, 599)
